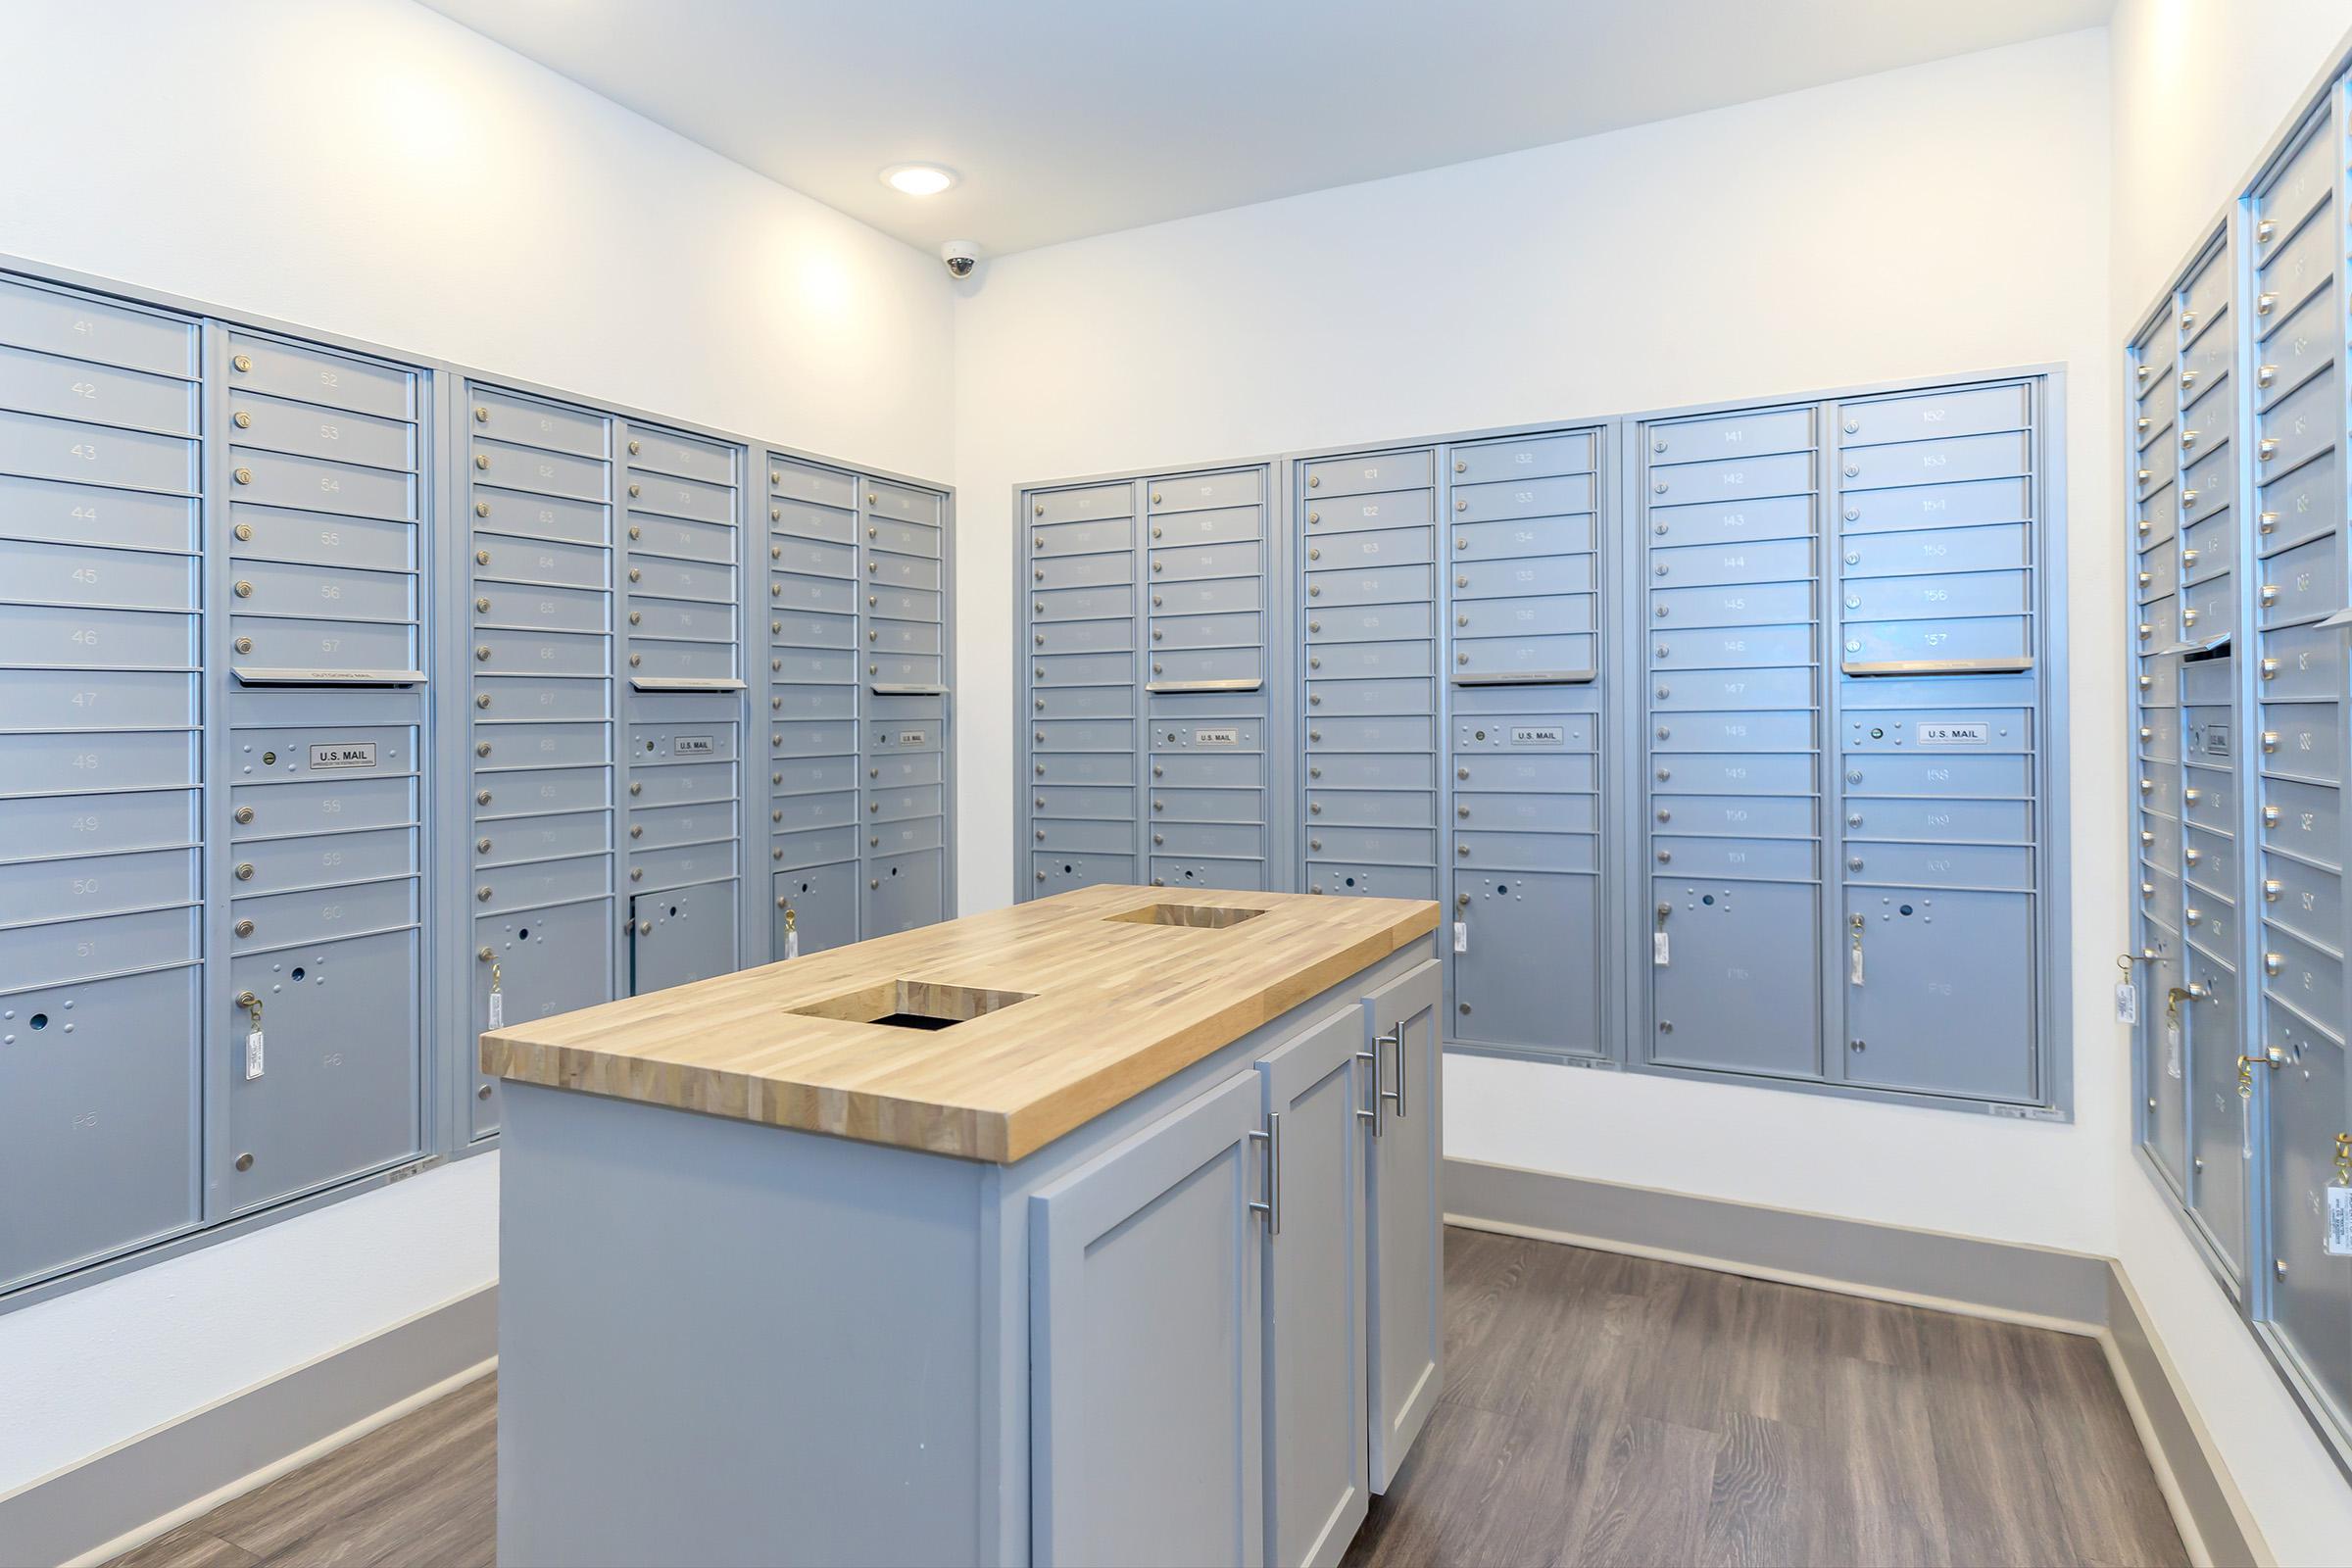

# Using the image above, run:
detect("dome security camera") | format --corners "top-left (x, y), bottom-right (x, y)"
top-left (942, 240), bottom-right (979, 279)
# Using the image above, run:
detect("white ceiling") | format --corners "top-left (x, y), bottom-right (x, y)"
top-left (420, 0), bottom-right (2112, 257)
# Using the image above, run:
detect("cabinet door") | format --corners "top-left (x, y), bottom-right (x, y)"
top-left (1363, 959), bottom-right (1443, 1493)
top-left (1031, 1068), bottom-right (1266, 1567)
top-left (1257, 1011), bottom-right (1369, 1568)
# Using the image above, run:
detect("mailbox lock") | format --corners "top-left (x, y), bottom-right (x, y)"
top-left (1847, 857), bottom-right (1864, 871)
top-left (233, 579), bottom-right (254, 598)
top-left (234, 522), bottom-right (254, 541)
top-left (476, 694), bottom-right (492, 710)
top-left (1655, 808), bottom-right (1671, 823)
top-left (478, 886), bottom-right (494, 902)
top-left (235, 1152), bottom-right (254, 1172)
top-left (475, 501), bottom-right (492, 518)
top-left (1848, 1040), bottom-right (1866, 1054)
top-left (638, 920), bottom-right (653, 935)
top-left (476, 789), bottom-right (493, 806)
top-left (233, 806), bottom-right (255, 824)
top-left (631, 868), bottom-right (644, 881)
top-left (233, 861), bottom-right (255, 881)
top-left (1655, 849), bottom-right (1672, 863)
top-left (234, 919), bottom-right (255, 937)
top-left (475, 645), bottom-right (491, 662)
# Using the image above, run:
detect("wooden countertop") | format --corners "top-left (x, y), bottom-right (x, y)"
top-left (479, 885), bottom-right (1438, 1161)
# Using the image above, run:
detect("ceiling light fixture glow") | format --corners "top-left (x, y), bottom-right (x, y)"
top-left (881, 163), bottom-right (958, 197)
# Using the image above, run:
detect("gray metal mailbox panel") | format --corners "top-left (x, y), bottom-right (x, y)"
top-left (2141, 922), bottom-right (2191, 1197)
top-left (1452, 871), bottom-right (1601, 1058)
top-left (2186, 951), bottom-right (2248, 1280)
top-left (1842, 889), bottom-right (2035, 1102)
top-left (772, 862), bottom-right (857, 958)
top-left (472, 899), bottom-right (617, 1139)
top-left (2265, 1021), bottom-right (2351, 1426)
top-left (0, 966), bottom-right (199, 1292)
top-left (1651, 879), bottom-right (1821, 1077)
top-left (629, 882), bottom-right (739, 994)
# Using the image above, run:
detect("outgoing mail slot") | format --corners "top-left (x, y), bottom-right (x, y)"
top-left (2259, 699), bottom-right (2343, 785)
top-left (1035, 717), bottom-right (1135, 752)
top-left (227, 333), bottom-right (411, 419)
top-left (866, 550), bottom-right (942, 592)
top-left (1, 473), bottom-right (195, 556)
top-left (0, 409), bottom-right (196, 494)
top-left (1847, 521), bottom-right (2032, 581)
top-left (630, 597), bottom-right (733, 642)
top-left (472, 627), bottom-right (606, 676)
top-left (1650, 752), bottom-right (1815, 796)
top-left (1301, 487), bottom-right (1434, 534)
top-left (1840, 476), bottom-right (2033, 534)
top-left (477, 808), bottom-right (608, 867)
top-left (0, 341), bottom-right (197, 436)
top-left (770, 497), bottom-right (854, 544)
top-left (632, 760), bottom-right (736, 808)
top-left (0, 789), bottom-right (195, 864)
top-left (472, 485), bottom-right (611, 547)
top-left (2256, 366), bottom-right (2338, 478)
top-left (1455, 633), bottom-right (1597, 682)
top-left (1152, 822), bottom-right (1266, 859)
top-left (626, 638), bottom-right (736, 685)
top-left (1033, 784), bottom-right (1135, 819)
top-left (1306, 716), bottom-right (1435, 753)
top-left (1032, 482), bottom-right (1131, 525)
top-left (473, 529), bottom-right (604, 591)
top-left (1307, 825), bottom-right (1434, 863)
top-left (1150, 718), bottom-right (1264, 754)
top-left (1646, 450), bottom-right (1813, 506)
top-left (0, 273), bottom-right (195, 378)
top-left (232, 774), bottom-right (416, 838)
top-left (1652, 709), bottom-right (1815, 754)
top-left (2185, 824), bottom-right (2239, 896)
top-left (1650, 536), bottom-right (1813, 588)
top-left (1309, 640), bottom-right (1433, 680)
top-left (769, 458), bottom-right (856, 510)
top-left (471, 436), bottom-right (607, 503)
top-left (1841, 568), bottom-right (2029, 622)
top-left (1303, 752), bottom-right (1441, 791)
top-left (1451, 472), bottom-right (1596, 524)
top-left (1648, 622), bottom-right (1813, 669)
top-left (1032, 652), bottom-right (1135, 687)
top-left (868, 585), bottom-right (943, 622)
top-left (1152, 786), bottom-right (1265, 823)
top-left (1454, 751), bottom-right (1594, 793)
top-left (626, 470), bottom-right (733, 526)
top-left (1647, 492), bottom-right (1815, 548)
top-left (0, 845), bottom-right (195, 924)
top-left (1033, 516), bottom-right (1133, 557)
top-left (1037, 816), bottom-right (1133, 855)
top-left (2260, 854), bottom-right (2343, 949)
top-left (1841, 752), bottom-right (2031, 796)
top-left (768, 608), bottom-right (856, 650)
top-left (472, 675), bottom-right (609, 722)
top-left (1448, 514), bottom-right (1596, 561)
top-left (0, 538), bottom-right (194, 612)
top-left (1151, 856), bottom-right (1268, 893)
top-left (1308, 789), bottom-right (1438, 829)
top-left (1839, 384), bottom-right (2029, 447)
top-left (1302, 451), bottom-right (1432, 498)
top-left (771, 569), bottom-right (856, 615)
top-left (0, 603), bottom-right (191, 668)
top-left (1648, 794), bottom-right (1810, 838)
top-left (1151, 540), bottom-right (1258, 581)
top-left (2261, 923), bottom-right (2344, 1021)
top-left (1844, 841), bottom-right (2032, 890)
top-left (2258, 619), bottom-right (2344, 700)
top-left (1302, 564), bottom-right (1432, 609)
top-left (631, 556), bottom-right (734, 603)
top-left (1305, 675), bottom-right (1435, 716)
top-left (230, 875), bottom-right (415, 950)
top-left (1648, 408), bottom-right (1814, 465)
top-left (228, 390), bottom-right (413, 470)
top-left (2263, 777), bottom-right (2343, 869)
top-left (1453, 830), bottom-right (1596, 873)
top-left (1034, 616), bottom-right (1133, 656)
top-left (1150, 468), bottom-right (1262, 513)
top-left (1035, 852), bottom-right (1137, 894)
top-left (0, 902), bottom-right (197, 991)
top-left (1846, 796), bottom-right (2031, 844)
top-left (1839, 614), bottom-right (2031, 669)
top-left (229, 825), bottom-right (413, 896)
top-left (472, 855), bottom-right (607, 915)
top-left (1452, 555), bottom-right (1592, 600)
top-left (1034, 552), bottom-right (1131, 591)
top-left (476, 764), bottom-right (610, 818)
top-left (2259, 534), bottom-right (2342, 628)
top-left (1306, 603), bottom-right (1436, 643)
top-left (868, 651), bottom-right (945, 686)
top-left (627, 426), bottom-right (733, 486)
top-left (1305, 861), bottom-right (1437, 900)
top-left (1036, 752), bottom-right (1136, 786)
top-left (629, 801), bottom-right (735, 852)
top-left (1308, 523), bottom-right (1434, 571)
top-left (1455, 792), bottom-right (1595, 834)
top-left (775, 537), bottom-right (857, 579)
top-left (0, 729), bottom-right (194, 796)
top-left (1152, 610), bottom-right (1259, 650)
top-left (771, 757), bottom-right (856, 796)
top-left (471, 386), bottom-right (606, 458)
top-left (1842, 709), bottom-right (2032, 753)
top-left (1451, 430), bottom-right (1594, 482)
top-left (236, 559), bottom-right (414, 623)
top-left (233, 446), bottom-right (416, 519)
top-left (1652, 665), bottom-right (1812, 710)
top-left (771, 791), bottom-right (857, 833)
top-left (1841, 430), bottom-right (2032, 492)
top-left (1651, 579), bottom-right (1812, 628)
top-left (1650, 834), bottom-right (1815, 882)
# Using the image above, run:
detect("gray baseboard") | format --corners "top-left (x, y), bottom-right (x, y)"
top-left (2101, 1266), bottom-right (2266, 1568)
top-left (0, 1285), bottom-right (497, 1568)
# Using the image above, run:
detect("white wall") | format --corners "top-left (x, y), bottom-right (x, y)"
top-left (2108, 1), bottom-right (2352, 1559)
top-left (0, 0), bottom-right (952, 1500)
top-left (953, 30), bottom-right (2124, 1252)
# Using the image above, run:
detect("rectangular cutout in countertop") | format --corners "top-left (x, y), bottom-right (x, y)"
top-left (790, 979), bottom-right (1036, 1031)
top-left (1102, 903), bottom-right (1267, 931)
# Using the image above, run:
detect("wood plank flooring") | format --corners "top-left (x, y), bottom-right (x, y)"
top-left (109, 1227), bottom-right (2181, 1568)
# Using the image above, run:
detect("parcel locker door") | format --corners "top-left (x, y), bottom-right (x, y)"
top-left (2187, 956), bottom-right (2249, 1283)
top-left (221, 928), bottom-right (421, 1213)
top-left (772, 863), bottom-right (857, 959)
top-left (2263, 1019), bottom-right (2351, 1428)
top-left (2142, 922), bottom-right (2192, 1198)
top-left (472, 900), bottom-right (618, 1139)
top-left (1451, 871), bottom-right (1600, 1058)
top-left (1840, 888), bottom-right (2036, 1102)
top-left (1650, 880), bottom-right (1820, 1078)
top-left (630, 882), bottom-right (739, 995)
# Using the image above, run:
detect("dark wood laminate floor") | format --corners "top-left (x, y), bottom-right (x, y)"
top-left (110, 1227), bottom-right (2182, 1568)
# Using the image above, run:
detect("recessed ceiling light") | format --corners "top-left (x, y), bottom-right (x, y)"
top-left (881, 163), bottom-right (958, 198)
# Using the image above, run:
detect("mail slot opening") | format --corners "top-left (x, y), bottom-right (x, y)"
top-left (1103, 903), bottom-right (1268, 931)
top-left (791, 979), bottom-right (1036, 1032)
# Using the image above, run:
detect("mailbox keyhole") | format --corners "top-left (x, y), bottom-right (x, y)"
top-left (29, 1013), bottom-right (47, 1030)
top-left (668, 906), bottom-right (680, 918)
top-left (1898, 904), bottom-right (1915, 916)
top-left (291, 967), bottom-right (305, 982)
top-left (517, 927), bottom-right (530, 941)
top-left (1494, 883), bottom-right (1509, 896)
top-left (1701, 894), bottom-right (1715, 906)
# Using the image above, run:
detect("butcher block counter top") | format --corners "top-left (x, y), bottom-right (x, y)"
top-left (479, 884), bottom-right (1438, 1161)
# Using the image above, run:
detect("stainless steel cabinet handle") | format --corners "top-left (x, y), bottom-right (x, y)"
top-left (1247, 1112), bottom-right (1283, 1236)
top-left (1356, 1045), bottom-right (1383, 1137)
top-left (1379, 1025), bottom-right (1406, 1119)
